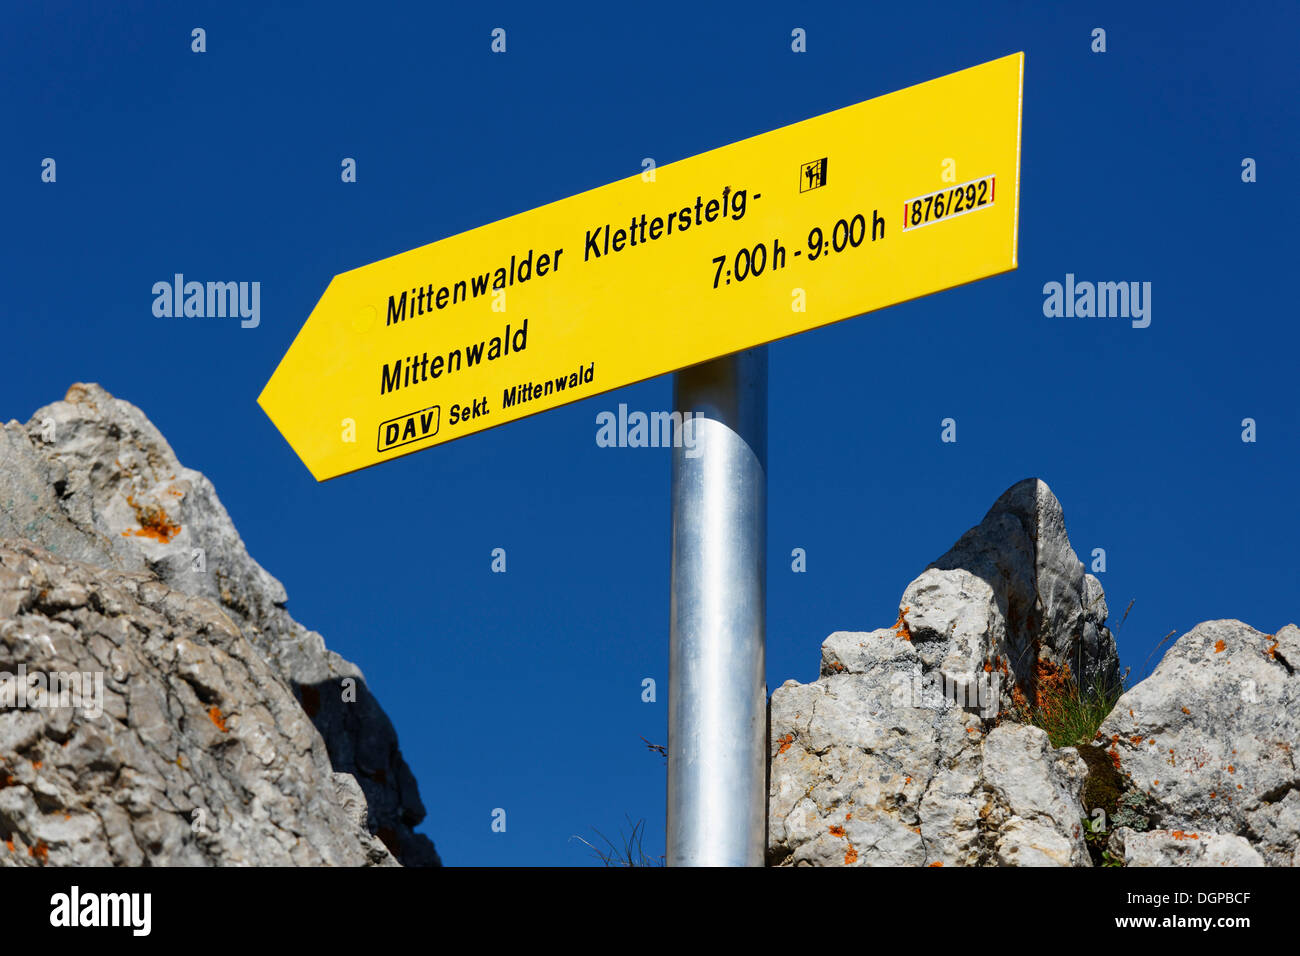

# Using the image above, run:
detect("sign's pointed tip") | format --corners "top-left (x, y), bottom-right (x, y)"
top-left (254, 383), bottom-right (279, 425)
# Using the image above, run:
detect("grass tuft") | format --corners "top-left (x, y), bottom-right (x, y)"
top-left (1005, 664), bottom-right (1124, 750)
top-left (571, 815), bottom-right (665, 867)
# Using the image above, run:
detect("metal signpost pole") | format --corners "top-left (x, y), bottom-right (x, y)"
top-left (667, 346), bottom-right (768, 866)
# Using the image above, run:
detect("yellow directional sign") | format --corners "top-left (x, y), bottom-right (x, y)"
top-left (259, 53), bottom-right (1024, 480)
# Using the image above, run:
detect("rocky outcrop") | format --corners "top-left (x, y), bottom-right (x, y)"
top-left (769, 477), bottom-right (1297, 867)
top-left (7, 391), bottom-right (1292, 870)
top-left (768, 654), bottom-right (1092, 867)
top-left (0, 541), bottom-right (394, 865)
top-left (768, 478), bottom-right (1117, 866)
top-left (0, 384), bottom-right (436, 865)
top-left (1098, 619), bottom-right (1299, 867)
top-left (1109, 828), bottom-right (1265, 867)
top-left (907, 477), bottom-right (1120, 701)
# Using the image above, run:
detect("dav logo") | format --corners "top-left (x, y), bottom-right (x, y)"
top-left (378, 405), bottom-right (440, 452)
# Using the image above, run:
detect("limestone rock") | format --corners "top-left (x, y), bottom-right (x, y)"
top-left (0, 540), bottom-right (395, 866)
top-left (1110, 828), bottom-right (1265, 867)
top-left (1098, 619), bottom-right (1299, 866)
top-left (910, 477), bottom-right (1121, 703)
top-left (0, 422), bottom-right (117, 569)
top-left (769, 478), bottom-right (1120, 866)
top-left (1, 384), bottom-right (437, 864)
top-left (981, 724), bottom-right (1092, 866)
top-left (768, 648), bottom-right (1090, 866)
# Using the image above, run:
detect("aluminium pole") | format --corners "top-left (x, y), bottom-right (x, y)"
top-left (667, 346), bottom-right (767, 866)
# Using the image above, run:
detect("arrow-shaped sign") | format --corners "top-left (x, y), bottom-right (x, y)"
top-left (259, 53), bottom-right (1023, 480)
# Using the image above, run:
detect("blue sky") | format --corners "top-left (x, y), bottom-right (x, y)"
top-left (3, 1), bottom-right (1296, 865)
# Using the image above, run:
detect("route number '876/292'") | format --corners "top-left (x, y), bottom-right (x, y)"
top-left (711, 210), bottom-right (885, 289)
top-left (902, 175), bottom-right (996, 232)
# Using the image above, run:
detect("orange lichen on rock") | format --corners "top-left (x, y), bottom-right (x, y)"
top-left (1171, 830), bottom-right (1199, 841)
top-left (1266, 635), bottom-right (1280, 659)
top-left (777, 733), bottom-right (794, 755)
top-left (893, 606), bottom-right (912, 641)
top-left (1214, 640), bottom-right (1226, 654)
top-left (984, 655), bottom-right (1009, 675)
top-left (928, 861), bottom-right (943, 867)
top-left (121, 495), bottom-right (181, 544)
top-left (827, 660), bottom-right (846, 673)
top-left (208, 706), bottom-right (229, 732)
top-left (1129, 735), bottom-right (1144, 746)
top-left (1181, 707), bottom-right (1190, 715)
top-left (1010, 684), bottom-right (1030, 716)
top-left (829, 825), bottom-right (846, 838)
top-left (1000, 657), bottom-right (1075, 726)
top-left (29, 841), bottom-right (48, 862)
top-left (1032, 660), bottom-right (1072, 722)
top-left (844, 846), bottom-right (858, 865)
top-left (1227, 765), bottom-right (1235, 774)
top-left (4, 840), bottom-right (12, 852)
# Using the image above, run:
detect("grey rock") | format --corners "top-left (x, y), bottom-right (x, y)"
top-left (0, 540), bottom-right (394, 865)
top-left (768, 648), bottom-right (1090, 866)
top-left (915, 477), bottom-right (1121, 700)
top-left (0, 384), bottom-right (437, 864)
top-left (333, 772), bottom-right (400, 866)
top-left (769, 478), bottom-right (1120, 866)
top-left (981, 724), bottom-right (1091, 867)
top-left (1109, 828), bottom-right (1265, 867)
top-left (0, 422), bottom-right (118, 569)
top-left (1098, 619), bottom-right (1299, 866)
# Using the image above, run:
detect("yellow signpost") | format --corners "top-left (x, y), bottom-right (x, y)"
top-left (259, 52), bottom-right (1023, 480)
top-left (259, 53), bottom-right (1025, 867)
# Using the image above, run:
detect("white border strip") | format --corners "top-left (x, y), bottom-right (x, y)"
top-left (1013, 53), bottom-right (1023, 267)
